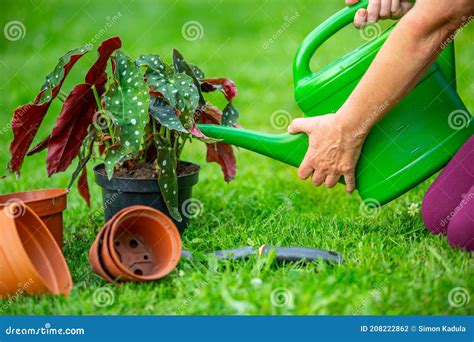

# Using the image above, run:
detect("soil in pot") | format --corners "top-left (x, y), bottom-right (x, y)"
top-left (94, 161), bottom-right (200, 232)
top-left (0, 189), bottom-right (67, 249)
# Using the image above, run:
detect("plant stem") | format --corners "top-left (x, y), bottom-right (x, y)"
top-left (91, 85), bottom-right (102, 110)
top-left (57, 90), bottom-right (67, 102)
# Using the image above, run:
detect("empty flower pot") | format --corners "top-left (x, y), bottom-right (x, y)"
top-left (89, 206), bottom-right (138, 283)
top-left (0, 189), bottom-right (68, 249)
top-left (0, 204), bottom-right (73, 298)
top-left (89, 205), bottom-right (181, 283)
top-left (88, 221), bottom-right (116, 283)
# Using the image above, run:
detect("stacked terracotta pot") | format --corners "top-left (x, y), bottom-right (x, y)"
top-left (89, 205), bottom-right (182, 283)
top-left (0, 198), bottom-right (72, 298)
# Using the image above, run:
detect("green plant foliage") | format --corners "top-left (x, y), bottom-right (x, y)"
top-left (222, 103), bottom-right (239, 126)
top-left (9, 39), bottom-right (239, 222)
top-left (104, 50), bottom-right (149, 178)
top-left (137, 54), bottom-right (199, 116)
top-left (157, 147), bottom-right (180, 221)
top-left (149, 97), bottom-right (187, 133)
top-left (38, 46), bottom-right (92, 104)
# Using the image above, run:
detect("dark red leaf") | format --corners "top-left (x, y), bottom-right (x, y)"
top-left (46, 84), bottom-right (99, 176)
top-left (196, 104), bottom-right (222, 125)
top-left (85, 37), bottom-right (122, 84)
top-left (201, 78), bottom-right (237, 101)
top-left (8, 49), bottom-right (89, 173)
top-left (206, 142), bottom-right (236, 182)
top-left (98, 142), bottom-right (106, 156)
top-left (78, 167), bottom-right (91, 207)
top-left (145, 143), bottom-right (157, 163)
top-left (46, 37), bottom-right (122, 176)
top-left (189, 124), bottom-right (207, 138)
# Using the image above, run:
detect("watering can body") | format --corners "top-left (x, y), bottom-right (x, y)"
top-left (198, 0), bottom-right (473, 206)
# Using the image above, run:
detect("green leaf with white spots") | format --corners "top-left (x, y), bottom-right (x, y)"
top-left (157, 147), bottom-right (181, 222)
top-left (222, 103), bottom-right (239, 126)
top-left (104, 145), bottom-right (131, 179)
top-left (103, 50), bottom-right (149, 178)
top-left (172, 49), bottom-right (206, 106)
top-left (136, 54), bottom-right (199, 119)
top-left (149, 97), bottom-right (187, 133)
top-left (190, 64), bottom-right (205, 80)
top-left (38, 45), bottom-right (92, 105)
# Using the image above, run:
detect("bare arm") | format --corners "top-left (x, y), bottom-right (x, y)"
top-left (289, 0), bottom-right (474, 193)
top-left (339, 0), bottom-right (473, 135)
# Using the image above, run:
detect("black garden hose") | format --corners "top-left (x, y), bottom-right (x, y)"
top-left (181, 245), bottom-right (344, 264)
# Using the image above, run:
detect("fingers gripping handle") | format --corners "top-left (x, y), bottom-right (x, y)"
top-left (293, 0), bottom-right (369, 82)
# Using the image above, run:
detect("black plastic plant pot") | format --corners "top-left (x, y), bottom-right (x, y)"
top-left (93, 162), bottom-right (200, 233)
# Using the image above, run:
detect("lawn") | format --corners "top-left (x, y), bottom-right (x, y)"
top-left (0, 0), bottom-right (472, 315)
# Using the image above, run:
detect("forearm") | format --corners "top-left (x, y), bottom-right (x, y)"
top-left (337, 0), bottom-right (472, 137)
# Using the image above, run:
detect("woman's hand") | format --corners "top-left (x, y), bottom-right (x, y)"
top-left (345, 0), bottom-right (414, 28)
top-left (288, 113), bottom-right (368, 194)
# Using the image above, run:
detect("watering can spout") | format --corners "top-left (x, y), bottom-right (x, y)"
top-left (197, 124), bottom-right (307, 168)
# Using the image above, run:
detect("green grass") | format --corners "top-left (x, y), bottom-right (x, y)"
top-left (1, 0), bottom-right (473, 315)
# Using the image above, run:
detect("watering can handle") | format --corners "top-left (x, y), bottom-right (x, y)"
top-left (293, 0), bottom-right (369, 81)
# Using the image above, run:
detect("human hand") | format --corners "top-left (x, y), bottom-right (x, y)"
top-left (288, 113), bottom-right (367, 194)
top-left (345, 0), bottom-right (414, 28)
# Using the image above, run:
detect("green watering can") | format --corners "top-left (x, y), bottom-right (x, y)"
top-left (198, 0), bottom-right (473, 206)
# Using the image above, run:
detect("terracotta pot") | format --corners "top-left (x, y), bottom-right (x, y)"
top-left (0, 189), bottom-right (68, 249)
top-left (0, 204), bottom-right (72, 298)
top-left (89, 207), bottom-right (133, 283)
top-left (88, 222), bottom-right (115, 283)
top-left (89, 205), bottom-right (181, 282)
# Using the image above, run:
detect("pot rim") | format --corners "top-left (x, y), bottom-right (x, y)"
top-left (107, 205), bottom-right (182, 281)
top-left (93, 161), bottom-right (200, 181)
top-left (100, 207), bottom-right (141, 282)
top-left (0, 205), bottom-right (72, 296)
top-left (93, 161), bottom-right (200, 193)
top-left (0, 188), bottom-right (68, 205)
top-left (88, 221), bottom-right (116, 283)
